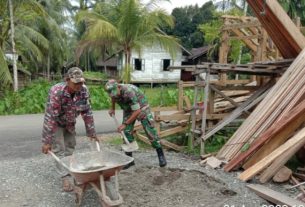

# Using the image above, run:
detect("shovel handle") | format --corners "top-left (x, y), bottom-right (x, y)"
top-left (96, 141), bottom-right (101, 151)
top-left (112, 115), bottom-right (131, 144)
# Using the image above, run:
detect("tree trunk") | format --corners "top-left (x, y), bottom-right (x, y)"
top-left (236, 1), bottom-right (248, 80)
top-left (9, 0), bottom-right (18, 91)
top-left (47, 52), bottom-right (50, 80)
top-left (126, 47), bottom-right (131, 83)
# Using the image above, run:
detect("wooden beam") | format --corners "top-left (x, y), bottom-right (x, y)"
top-left (225, 99), bottom-right (305, 172)
top-left (228, 34), bottom-right (260, 41)
top-left (151, 106), bottom-right (177, 112)
top-left (159, 126), bottom-right (188, 138)
top-left (222, 21), bottom-right (261, 30)
top-left (210, 85), bottom-right (240, 108)
top-left (242, 100), bottom-right (305, 170)
top-left (193, 66), bottom-right (283, 75)
top-left (135, 132), bottom-right (151, 145)
top-left (238, 127), bottom-right (305, 181)
top-left (205, 82), bottom-right (271, 142)
top-left (259, 143), bottom-right (299, 183)
top-left (136, 133), bottom-right (183, 152)
top-left (160, 139), bottom-right (184, 152)
top-left (246, 0), bottom-right (305, 58)
top-left (247, 184), bottom-right (305, 207)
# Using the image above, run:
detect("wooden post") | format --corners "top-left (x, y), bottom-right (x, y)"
top-left (178, 81), bottom-right (183, 111)
top-left (154, 111), bottom-right (160, 135)
top-left (200, 68), bottom-right (210, 155)
top-left (188, 77), bottom-right (199, 150)
top-left (219, 20), bottom-right (229, 85)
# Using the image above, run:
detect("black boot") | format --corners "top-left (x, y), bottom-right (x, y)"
top-left (156, 148), bottom-right (167, 167)
top-left (123, 152), bottom-right (135, 170)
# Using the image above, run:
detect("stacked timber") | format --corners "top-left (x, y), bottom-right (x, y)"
top-left (246, 0), bottom-right (305, 58)
top-left (217, 48), bottom-right (305, 162)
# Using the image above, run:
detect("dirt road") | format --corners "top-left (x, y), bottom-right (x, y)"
top-left (0, 111), bottom-right (122, 161)
top-left (0, 133), bottom-right (267, 207)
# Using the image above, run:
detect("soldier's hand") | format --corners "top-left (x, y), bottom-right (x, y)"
top-left (42, 144), bottom-right (51, 154)
top-left (118, 124), bottom-right (126, 132)
top-left (88, 135), bottom-right (99, 142)
top-left (108, 109), bottom-right (115, 117)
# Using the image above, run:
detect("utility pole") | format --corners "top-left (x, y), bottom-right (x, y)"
top-left (9, 0), bottom-right (18, 91)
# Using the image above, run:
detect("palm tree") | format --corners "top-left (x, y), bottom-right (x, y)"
top-left (0, 0), bottom-right (72, 88)
top-left (76, 0), bottom-right (180, 83)
top-left (36, 0), bottom-right (72, 79)
top-left (0, 0), bottom-right (49, 88)
top-left (8, 0), bottom-right (18, 91)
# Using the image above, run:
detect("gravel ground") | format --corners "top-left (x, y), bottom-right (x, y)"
top-left (0, 133), bottom-right (289, 207)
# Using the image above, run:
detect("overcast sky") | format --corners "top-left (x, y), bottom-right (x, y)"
top-left (160, 0), bottom-right (211, 13)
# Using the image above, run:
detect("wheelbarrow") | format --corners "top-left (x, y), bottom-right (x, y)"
top-left (49, 145), bottom-right (134, 207)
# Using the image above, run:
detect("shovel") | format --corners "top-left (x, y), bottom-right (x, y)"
top-left (111, 115), bottom-right (139, 152)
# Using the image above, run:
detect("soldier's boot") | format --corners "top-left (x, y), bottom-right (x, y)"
top-left (156, 148), bottom-right (167, 167)
top-left (123, 152), bottom-right (135, 170)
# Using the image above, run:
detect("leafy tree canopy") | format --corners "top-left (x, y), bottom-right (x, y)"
top-left (166, 1), bottom-right (216, 49)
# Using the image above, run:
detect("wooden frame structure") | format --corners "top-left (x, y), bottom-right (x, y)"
top-left (143, 59), bottom-right (290, 153)
top-left (218, 15), bottom-right (281, 87)
top-left (134, 13), bottom-right (301, 156)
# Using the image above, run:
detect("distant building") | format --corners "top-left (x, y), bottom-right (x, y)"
top-left (96, 45), bottom-right (211, 83)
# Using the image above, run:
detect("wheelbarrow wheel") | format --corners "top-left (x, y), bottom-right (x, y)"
top-left (100, 178), bottom-right (120, 207)
top-left (105, 178), bottom-right (120, 201)
top-left (101, 200), bottom-right (120, 207)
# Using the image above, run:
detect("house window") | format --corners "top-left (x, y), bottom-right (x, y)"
top-left (163, 59), bottom-right (171, 71)
top-left (133, 58), bottom-right (144, 71)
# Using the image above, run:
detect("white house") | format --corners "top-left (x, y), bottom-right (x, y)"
top-left (97, 45), bottom-right (214, 83)
top-left (97, 44), bottom-right (191, 83)
top-left (124, 45), bottom-right (187, 83)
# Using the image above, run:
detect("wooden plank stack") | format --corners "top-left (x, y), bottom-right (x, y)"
top-left (215, 1), bottom-right (305, 187)
top-left (246, 0), bottom-right (305, 58)
top-left (218, 48), bottom-right (305, 163)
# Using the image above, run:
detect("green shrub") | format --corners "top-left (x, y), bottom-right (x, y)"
top-left (0, 80), bottom-right (51, 115)
top-left (0, 82), bottom-right (195, 116)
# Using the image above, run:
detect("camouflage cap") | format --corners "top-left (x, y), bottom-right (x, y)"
top-left (105, 79), bottom-right (118, 97)
top-left (67, 67), bottom-right (85, 83)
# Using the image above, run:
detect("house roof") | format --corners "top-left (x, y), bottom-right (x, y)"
top-left (96, 56), bottom-right (118, 67)
top-left (188, 46), bottom-right (211, 60)
top-left (8, 67), bottom-right (31, 76)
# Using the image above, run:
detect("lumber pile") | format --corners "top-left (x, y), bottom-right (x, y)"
top-left (218, 50), bottom-right (305, 195)
top-left (218, 48), bottom-right (305, 162)
top-left (246, 0), bottom-right (305, 58)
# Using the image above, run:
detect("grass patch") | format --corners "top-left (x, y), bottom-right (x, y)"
top-left (105, 136), bottom-right (123, 145)
top-left (104, 134), bottom-right (151, 149)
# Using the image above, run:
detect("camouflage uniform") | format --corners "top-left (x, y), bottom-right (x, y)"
top-left (42, 82), bottom-right (96, 175)
top-left (113, 84), bottom-right (161, 149)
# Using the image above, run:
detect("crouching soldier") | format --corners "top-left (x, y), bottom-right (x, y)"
top-left (105, 79), bottom-right (167, 168)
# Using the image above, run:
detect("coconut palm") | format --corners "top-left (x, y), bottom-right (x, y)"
top-left (0, 0), bottom-right (49, 88)
top-left (75, 0), bottom-right (180, 83)
top-left (36, 0), bottom-right (72, 78)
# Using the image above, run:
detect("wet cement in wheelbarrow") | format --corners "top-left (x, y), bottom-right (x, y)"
top-left (113, 166), bottom-right (236, 207)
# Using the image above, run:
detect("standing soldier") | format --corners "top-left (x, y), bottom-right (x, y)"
top-left (41, 67), bottom-right (98, 192)
top-left (105, 79), bottom-right (167, 168)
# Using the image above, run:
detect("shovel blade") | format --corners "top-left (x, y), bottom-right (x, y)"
top-left (121, 140), bottom-right (139, 152)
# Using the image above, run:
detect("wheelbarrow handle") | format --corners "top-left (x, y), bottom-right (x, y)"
top-left (48, 151), bottom-right (70, 171)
